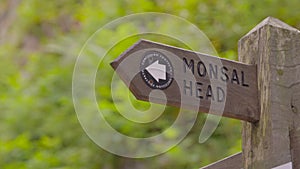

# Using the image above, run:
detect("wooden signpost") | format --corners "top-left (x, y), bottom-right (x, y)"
top-left (111, 40), bottom-right (259, 122)
top-left (110, 17), bottom-right (300, 169)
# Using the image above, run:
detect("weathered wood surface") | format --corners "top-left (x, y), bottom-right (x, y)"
top-left (239, 17), bottom-right (300, 169)
top-left (111, 40), bottom-right (259, 122)
top-left (199, 152), bottom-right (242, 169)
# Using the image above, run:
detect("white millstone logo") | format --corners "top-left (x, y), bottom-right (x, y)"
top-left (140, 51), bottom-right (173, 89)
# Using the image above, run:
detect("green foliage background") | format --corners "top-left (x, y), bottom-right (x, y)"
top-left (0, 0), bottom-right (299, 169)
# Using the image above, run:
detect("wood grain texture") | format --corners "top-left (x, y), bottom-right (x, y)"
top-left (289, 32), bottom-right (300, 169)
top-left (239, 17), bottom-right (300, 169)
top-left (199, 152), bottom-right (242, 169)
top-left (111, 40), bottom-right (259, 122)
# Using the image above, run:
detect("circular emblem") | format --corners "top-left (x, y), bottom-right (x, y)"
top-left (140, 51), bottom-right (173, 89)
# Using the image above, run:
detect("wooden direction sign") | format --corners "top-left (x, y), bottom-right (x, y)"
top-left (111, 40), bottom-right (259, 122)
top-left (199, 152), bottom-right (293, 169)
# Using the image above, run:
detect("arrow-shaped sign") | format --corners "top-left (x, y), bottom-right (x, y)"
top-left (111, 40), bottom-right (259, 122)
top-left (145, 60), bottom-right (166, 82)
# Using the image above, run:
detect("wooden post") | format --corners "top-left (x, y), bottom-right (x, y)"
top-left (239, 17), bottom-right (300, 168)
